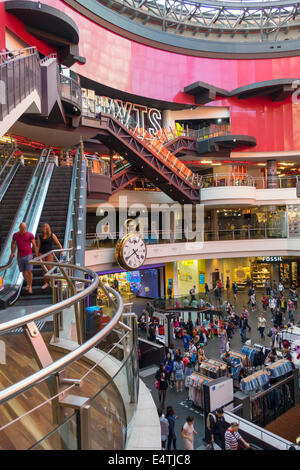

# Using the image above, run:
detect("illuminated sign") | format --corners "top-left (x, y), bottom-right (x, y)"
top-left (82, 89), bottom-right (162, 135)
top-left (259, 256), bottom-right (283, 262)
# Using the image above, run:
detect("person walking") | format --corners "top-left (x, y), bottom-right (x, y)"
top-left (287, 299), bottom-right (295, 322)
top-left (265, 279), bottom-right (271, 296)
top-left (218, 325), bottom-right (228, 355)
top-left (289, 285), bottom-right (298, 311)
top-left (182, 329), bottom-right (191, 352)
top-left (262, 294), bottom-right (268, 311)
top-left (239, 314), bottom-right (248, 344)
top-left (269, 296), bottom-right (276, 319)
top-left (208, 407), bottom-right (227, 450)
top-left (257, 312), bottom-right (267, 341)
top-left (225, 422), bottom-right (250, 450)
top-left (166, 406), bottom-right (177, 450)
top-left (155, 364), bottom-right (168, 409)
top-left (204, 283), bottom-right (210, 300)
top-left (10, 222), bottom-right (38, 295)
top-left (158, 409), bottom-right (169, 450)
top-left (242, 306), bottom-right (251, 332)
top-left (189, 285), bottom-right (196, 305)
top-left (173, 355), bottom-right (184, 393)
top-left (37, 223), bottom-right (62, 289)
top-left (182, 416), bottom-right (197, 451)
top-left (232, 281), bottom-right (238, 302)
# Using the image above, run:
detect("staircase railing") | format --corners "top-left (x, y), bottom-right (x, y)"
top-left (0, 47), bottom-right (41, 123)
top-left (0, 251), bottom-right (139, 450)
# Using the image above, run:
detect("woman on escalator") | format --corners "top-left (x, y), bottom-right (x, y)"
top-left (37, 223), bottom-right (62, 290)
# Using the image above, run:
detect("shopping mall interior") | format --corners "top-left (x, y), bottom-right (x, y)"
top-left (0, 0), bottom-right (300, 453)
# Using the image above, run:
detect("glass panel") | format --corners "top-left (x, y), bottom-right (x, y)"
top-left (30, 412), bottom-right (78, 450)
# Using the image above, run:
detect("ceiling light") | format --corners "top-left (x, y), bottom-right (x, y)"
top-left (201, 160), bottom-right (212, 164)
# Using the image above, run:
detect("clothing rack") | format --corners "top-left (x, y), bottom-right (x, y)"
top-left (265, 359), bottom-right (293, 379)
top-left (186, 372), bottom-right (212, 409)
top-left (241, 345), bottom-right (265, 368)
top-left (200, 359), bottom-right (227, 378)
top-left (240, 368), bottom-right (270, 393)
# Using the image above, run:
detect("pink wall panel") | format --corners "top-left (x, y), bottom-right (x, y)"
top-left (2, 0), bottom-right (300, 152)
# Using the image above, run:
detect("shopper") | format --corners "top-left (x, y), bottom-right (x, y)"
top-left (278, 282), bottom-right (284, 295)
top-left (218, 325), bottom-right (228, 355)
top-left (182, 416), bottom-right (197, 451)
top-left (232, 281), bottom-right (238, 301)
top-left (204, 283), bottom-right (210, 300)
top-left (262, 295), bottom-right (268, 311)
top-left (289, 285), bottom-right (298, 311)
top-left (163, 353), bottom-right (174, 387)
top-left (239, 314), bottom-right (248, 344)
top-left (225, 422), bottom-right (250, 450)
top-left (37, 223), bottom-right (62, 289)
top-left (166, 406), bottom-right (177, 450)
top-left (287, 299), bottom-right (295, 322)
top-left (158, 409), bottom-right (169, 450)
top-left (208, 407), bottom-right (227, 450)
top-left (265, 279), bottom-right (271, 296)
top-left (189, 285), bottom-right (196, 304)
top-left (183, 297), bottom-right (189, 308)
top-left (250, 292), bottom-right (257, 312)
top-left (173, 355), bottom-right (184, 392)
top-left (182, 330), bottom-right (191, 352)
top-left (155, 364), bottom-right (168, 408)
top-left (242, 306), bottom-right (251, 332)
top-left (257, 312), bottom-right (267, 340)
top-left (269, 296), bottom-right (276, 318)
top-left (10, 222), bottom-right (38, 295)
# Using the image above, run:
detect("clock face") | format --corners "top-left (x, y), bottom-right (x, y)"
top-left (121, 235), bottom-right (147, 270)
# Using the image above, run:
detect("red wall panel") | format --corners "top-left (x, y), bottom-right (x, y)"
top-left (0, 2), bottom-right (56, 56)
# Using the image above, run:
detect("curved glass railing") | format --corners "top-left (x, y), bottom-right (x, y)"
top-left (0, 250), bottom-right (138, 450)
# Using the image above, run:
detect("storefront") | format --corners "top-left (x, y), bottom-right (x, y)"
top-left (94, 265), bottom-right (165, 304)
top-left (206, 256), bottom-right (300, 290)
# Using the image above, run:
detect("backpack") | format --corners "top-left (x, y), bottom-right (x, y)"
top-left (206, 412), bottom-right (216, 431)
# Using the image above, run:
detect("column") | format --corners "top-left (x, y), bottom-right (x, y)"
top-left (267, 160), bottom-right (278, 188)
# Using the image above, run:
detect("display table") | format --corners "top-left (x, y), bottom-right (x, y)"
top-left (280, 327), bottom-right (300, 343)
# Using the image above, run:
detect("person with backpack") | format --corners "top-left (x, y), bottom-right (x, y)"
top-left (225, 422), bottom-right (250, 450)
top-left (207, 408), bottom-right (227, 450)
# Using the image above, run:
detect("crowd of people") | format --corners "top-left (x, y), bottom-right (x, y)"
top-left (151, 279), bottom-right (299, 451)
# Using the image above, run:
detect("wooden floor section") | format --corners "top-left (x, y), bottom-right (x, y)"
top-left (265, 402), bottom-right (300, 444)
top-left (0, 332), bottom-right (126, 450)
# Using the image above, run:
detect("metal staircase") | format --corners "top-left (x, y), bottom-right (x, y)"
top-left (97, 114), bottom-right (201, 204)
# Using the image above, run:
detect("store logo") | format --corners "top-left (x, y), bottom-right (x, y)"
top-left (0, 80), bottom-right (5, 104)
top-left (261, 256), bottom-right (282, 262)
top-left (95, 196), bottom-right (204, 246)
top-left (291, 80), bottom-right (300, 104)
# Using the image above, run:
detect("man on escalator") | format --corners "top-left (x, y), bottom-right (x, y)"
top-left (10, 222), bottom-right (38, 295)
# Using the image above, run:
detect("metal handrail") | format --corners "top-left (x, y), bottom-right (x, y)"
top-left (0, 251), bottom-right (124, 405)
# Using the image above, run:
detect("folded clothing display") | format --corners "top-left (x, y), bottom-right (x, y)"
top-left (240, 370), bottom-right (270, 393)
top-left (221, 353), bottom-right (242, 380)
top-left (200, 359), bottom-right (227, 378)
top-left (266, 359), bottom-right (293, 378)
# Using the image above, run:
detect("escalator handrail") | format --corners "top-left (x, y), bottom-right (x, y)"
top-left (63, 147), bottom-right (80, 251)
top-left (0, 148), bottom-right (16, 179)
top-left (0, 148), bottom-right (53, 286)
top-left (0, 161), bottom-right (20, 206)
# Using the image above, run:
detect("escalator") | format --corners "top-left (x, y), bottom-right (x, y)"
top-left (112, 160), bottom-right (139, 194)
top-left (0, 147), bottom-right (84, 309)
top-left (0, 165), bottom-right (34, 255)
top-left (18, 165), bottom-right (73, 305)
top-left (97, 114), bottom-right (201, 204)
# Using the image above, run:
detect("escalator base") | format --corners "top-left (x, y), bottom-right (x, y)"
top-left (0, 287), bottom-right (18, 310)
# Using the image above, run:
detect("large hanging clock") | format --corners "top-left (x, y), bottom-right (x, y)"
top-left (115, 233), bottom-right (147, 271)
